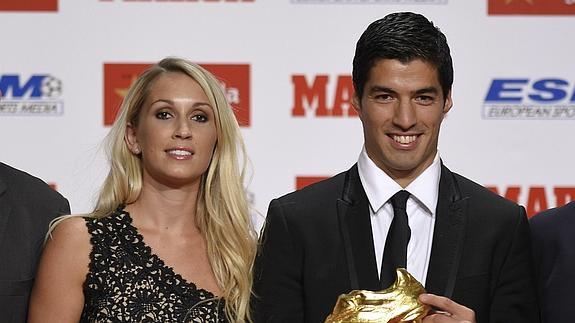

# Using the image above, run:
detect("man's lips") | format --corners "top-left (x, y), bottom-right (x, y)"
top-left (391, 134), bottom-right (418, 145)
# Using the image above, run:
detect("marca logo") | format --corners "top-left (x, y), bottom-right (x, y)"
top-left (0, 74), bottom-right (64, 116)
top-left (483, 78), bottom-right (575, 119)
top-left (488, 0), bottom-right (575, 15)
top-left (487, 185), bottom-right (575, 217)
top-left (103, 63), bottom-right (250, 126)
top-left (99, 0), bottom-right (253, 2)
top-left (0, 0), bottom-right (57, 11)
top-left (295, 176), bottom-right (329, 190)
top-left (292, 75), bottom-right (357, 117)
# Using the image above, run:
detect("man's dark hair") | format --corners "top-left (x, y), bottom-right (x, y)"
top-left (352, 12), bottom-right (453, 100)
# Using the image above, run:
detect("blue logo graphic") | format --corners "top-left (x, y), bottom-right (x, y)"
top-left (483, 78), bottom-right (575, 120)
top-left (0, 74), bottom-right (64, 116)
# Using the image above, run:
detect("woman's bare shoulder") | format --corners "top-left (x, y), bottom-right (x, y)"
top-left (28, 215), bottom-right (92, 322)
top-left (47, 215), bottom-right (91, 245)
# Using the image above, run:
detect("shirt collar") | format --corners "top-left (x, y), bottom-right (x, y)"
top-left (357, 147), bottom-right (441, 216)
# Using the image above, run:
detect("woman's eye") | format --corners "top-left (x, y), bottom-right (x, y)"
top-left (156, 111), bottom-right (172, 120)
top-left (191, 114), bottom-right (208, 122)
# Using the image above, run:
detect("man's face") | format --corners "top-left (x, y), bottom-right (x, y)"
top-left (353, 58), bottom-right (452, 187)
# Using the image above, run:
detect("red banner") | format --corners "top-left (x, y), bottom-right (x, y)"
top-left (488, 0), bottom-right (575, 15)
top-left (296, 176), bottom-right (329, 190)
top-left (0, 0), bottom-right (57, 11)
top-left (103, 63), bottom-right (250, 127)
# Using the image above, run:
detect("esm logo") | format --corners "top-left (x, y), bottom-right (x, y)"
top-left (0, 74), bottom-right (64, 116)
top-left (483, 78), bottom-right (575, 120)
top-left (292, 75), bottom-right (357, 117)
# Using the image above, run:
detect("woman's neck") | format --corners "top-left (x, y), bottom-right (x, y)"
top-left (126, 178), bottom-right (202, 235)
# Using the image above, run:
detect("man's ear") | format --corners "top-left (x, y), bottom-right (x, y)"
top-left (443, 90), bottom-right (453, 115)
top-left (352, 94), bottom-right (362, 119)
top-left (125, 123), bottom-right (141, 155)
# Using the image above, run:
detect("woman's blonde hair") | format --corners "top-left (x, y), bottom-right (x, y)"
top-left (87, 57), bottom-right (255, 322)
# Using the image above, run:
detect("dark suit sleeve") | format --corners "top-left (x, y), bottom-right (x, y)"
top-left (0, 164), bottom-right (71, 323)
top-left (253, 199), bottom-right (304, 323)
top-left (489, 206), bottom-right (540, 323)
top-left (530, 203), bottom-right (575, 323)
top-left (58, 194), bottom-right (71, 216)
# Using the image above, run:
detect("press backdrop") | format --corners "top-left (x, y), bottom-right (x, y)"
top-left (1, 0), bottom-right (574, 230)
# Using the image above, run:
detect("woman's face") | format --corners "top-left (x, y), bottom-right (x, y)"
top-left (126, 72), bottom-right (218, 189)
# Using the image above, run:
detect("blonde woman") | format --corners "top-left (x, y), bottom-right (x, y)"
top-left (28, 57), bottom-right (256, 322)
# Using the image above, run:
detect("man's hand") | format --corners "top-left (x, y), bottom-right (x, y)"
top-left (419, 293), bottom-right (476, 323)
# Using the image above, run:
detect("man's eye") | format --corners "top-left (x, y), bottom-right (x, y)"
top-left (156, 111), bottom-right (172, 119)
top-left (192, 114), bottom-right (208, 122)
top-left (374, 94), bottom-right (393, 101)
top-left (415, 96), bottom-right (434, 105)
top-left (415, 95), bottom-right (435, 105)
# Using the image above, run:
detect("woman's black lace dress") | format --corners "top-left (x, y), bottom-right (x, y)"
top-left (80, 206), bottom-right (228, 322)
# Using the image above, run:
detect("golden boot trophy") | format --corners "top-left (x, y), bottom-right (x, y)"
top-left (325, 268), bottom-right (430, 323)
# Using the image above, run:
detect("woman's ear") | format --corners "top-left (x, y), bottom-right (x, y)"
top-left (125, 123), bottom-right (141, 155)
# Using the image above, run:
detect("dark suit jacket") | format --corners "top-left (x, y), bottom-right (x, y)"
top-left (530, 201), bottom-right (575, 323)
top-left (253, 164), bottom-right (539, 323)
top-left (0, 162), bottom-right (70, 323)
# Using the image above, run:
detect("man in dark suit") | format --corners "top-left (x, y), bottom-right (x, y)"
top-left (0, 162), bottom-right (70, 322)
top-left (253, 12), bottom-right (539, 323)
top-left (530, 201), bottom-right (575, 323)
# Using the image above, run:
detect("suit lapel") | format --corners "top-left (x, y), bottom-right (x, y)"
top-left (425, 164), bottom-right (468, 298)
top-left (337, 165), bottom-right (380, 291)
top-left (0, 176), bottom-right (12, 247)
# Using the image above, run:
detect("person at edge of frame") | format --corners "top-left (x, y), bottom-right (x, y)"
top-left (0, 162), bottom-right (70, 323)
top-left (531, 200), bottom-right (575, 323)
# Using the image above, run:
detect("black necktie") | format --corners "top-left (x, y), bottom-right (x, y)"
top-left (380, 190), bottom-right (411, 289)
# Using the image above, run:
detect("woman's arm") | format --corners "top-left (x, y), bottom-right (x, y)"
top-left (28, 216), bottom-right (91, 322)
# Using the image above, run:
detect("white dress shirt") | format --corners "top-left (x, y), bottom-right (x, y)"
top-left (357, 147), bottom-right (441, 285)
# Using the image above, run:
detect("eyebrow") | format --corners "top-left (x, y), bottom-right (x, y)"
top-left (368, 86), bottom-right (439, 95)
top-left (150, 99), bottom-right (212, 109)
top-left (414, 87), bottom-right (439, 95)
top-left (368, 86), bottom-right (396, 95)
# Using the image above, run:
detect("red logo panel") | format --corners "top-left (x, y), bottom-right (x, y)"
top-left (203, 64), bottom-right (250, 127)
top-left (487, 185), bottom-right (575, 217)
top-left (292, 74), bottom-right (357, 117)
top-left (488, 0), bottom-right (575, 15)
top-left (296, 176), bottom-right (329, 190)
top-left (103, 63), bottom-right (150, 126)
top-left (0, 0), bottom-right (57, 11)
top-left (103, 63), bottom-right (250, 127)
